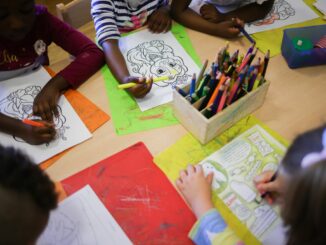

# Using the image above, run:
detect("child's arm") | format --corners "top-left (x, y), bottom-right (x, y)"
top-left (216, 0), bottom-right (275, 23)
top-left (102, 40), bottom-right (153, 98)
top-left (171, 0), bottom-right (242, 38)
top-left (0, 113), bottom-right (56, 145)
top-left (33, 9), bottom-right (105, 121)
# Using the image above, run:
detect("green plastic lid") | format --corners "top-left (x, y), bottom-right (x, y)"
top-left (292, 37), bottom-right (313, 51)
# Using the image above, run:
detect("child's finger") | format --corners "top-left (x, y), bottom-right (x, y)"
top-left (254, 171), bottom-right (275, 184)
top-left (187, 164), bottom-right (195, 175)
top-left (179, 170), bottom-right (188, 180)
top-left (195, 164), bottom-right (202, 173)
top-left (43, 103), bottom-right (54, 122)
top-left (165, 19), bottom-right (172, 33)
top-left (257, 181), bottom-right (279, 194)
top-left (157, 20), bottom-right (168, 33)
top-left (50, 100), bottom-right (59, 118)
top-left (206, 172), bottom-right (214, 185)
top-left (176, 178), bottom-right (183, 188)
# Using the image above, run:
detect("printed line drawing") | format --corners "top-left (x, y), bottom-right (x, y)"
top-left (202, 161), bottom-right (228, 192)
top-left (38, 197), bottom-right (98, 245)
top-left (126, 40), bottom-right (190, 87)
top-left (248, 0), bottom-right (295, 26)
top-left (0, 85), bottom-right (69, 143)
top-left (230, 180), bottom-right (256, 203)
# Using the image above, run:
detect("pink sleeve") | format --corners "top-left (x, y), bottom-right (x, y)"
top-left (45, 11), bottom-right (105, 88)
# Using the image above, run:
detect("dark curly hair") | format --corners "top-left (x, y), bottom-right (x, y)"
top-left (0, 145), bottom-right (57, 211)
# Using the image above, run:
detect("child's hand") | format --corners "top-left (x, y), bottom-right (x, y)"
top-left (124, 76), bottom-right (153, 98)
top-left (176, 164), bottom-right (214, 219)
top-left (254, 171), bottom-right (286, 205)
top-left (147, 6), bottom-right (172, 33)
top-left (215, 18), bottom-right (244, 38)
top-left (33, 76), bottom-right (69, 122)
top-left (20, 121), bottom-right (56, 145)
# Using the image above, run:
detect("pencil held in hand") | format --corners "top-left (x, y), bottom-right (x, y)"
top-left (118, 75), bottom-right (174, 89)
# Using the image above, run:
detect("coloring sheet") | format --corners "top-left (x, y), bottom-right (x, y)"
top-left (244, 0), bottom-right (319, 34)
top-left (38, 185), bottom-right (133, 245)
top-left (199, 125), bottom-right (286, 243)
top-left (0, 67), bottom-right (92, 164)
top-left (119, 29), bottom-right (199, 111)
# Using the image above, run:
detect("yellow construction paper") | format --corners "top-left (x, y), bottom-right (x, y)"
top-left (154, 115), bottom-right (289, 245)
top-left (253, 0), bottom-right (325, 56)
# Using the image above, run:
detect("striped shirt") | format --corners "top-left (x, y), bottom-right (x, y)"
top-left (92, 0), bottom-right (167, 45)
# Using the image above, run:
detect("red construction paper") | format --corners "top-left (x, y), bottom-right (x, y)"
top-left (61, 142), bottom-right (196, 244)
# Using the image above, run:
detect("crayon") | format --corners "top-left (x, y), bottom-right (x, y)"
top-left (22, 118), bottom-right (45, 128)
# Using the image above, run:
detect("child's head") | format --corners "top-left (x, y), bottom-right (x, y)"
top-left (0, 0), bottom-right (35, 42)
top-left (0, 145), bottom-right (57, 245)
top-left (280, 125), bottom-right (326, 245)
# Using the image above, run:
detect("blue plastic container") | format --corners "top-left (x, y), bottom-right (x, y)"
top-left (281, 25), bottom-right (326, 68)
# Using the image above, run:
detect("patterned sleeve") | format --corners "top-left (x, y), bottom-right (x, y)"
top-left (91, 0), bottom-right (120, 45)
top-left (189, 209), bottom-right (241, 245)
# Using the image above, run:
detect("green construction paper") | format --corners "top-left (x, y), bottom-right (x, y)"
top-left (102, 23), bottom-right (201, 135)
top-left (252, 0), bottom-right (325, 57)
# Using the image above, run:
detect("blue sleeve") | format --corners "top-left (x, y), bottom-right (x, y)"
top-left (189, 209), bottom-right (228, 245)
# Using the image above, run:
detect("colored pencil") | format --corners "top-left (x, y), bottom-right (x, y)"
top-left (117, 75), bottom-right (174, 89)
top-left (262, 50), bottom-right (270, 77)
top-left (22, 118), bottom-right (45, 128)
top-left (196, 60), bottom-right (208, 89)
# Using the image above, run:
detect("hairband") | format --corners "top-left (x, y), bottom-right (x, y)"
top-left (301, 128), bottom-right (326, 168)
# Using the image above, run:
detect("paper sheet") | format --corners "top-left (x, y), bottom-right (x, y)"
top-left (314, 0), bottom-right (326, 15)
top-left (199, 125), bottom-right (286, 244)
top-left (0, 67), bottom-right (92, 164)
top-left (61, 142), bottom-right (196, 244)
top-left (40, 89), bottom-right (110, 169)
top-left (119, 29), bottom-right (199, 111)
top-left (103, 24), bottom-right (201, 135)
top-left (37, 185), bottom-right (132, 245)
top-left (154, 116), bottom-right (289, 245)
top-left (245, 0), bottom-right (319, 34)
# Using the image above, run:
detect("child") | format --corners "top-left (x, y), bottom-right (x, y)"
top-left (91, 0), bottom-right (172, 98)
top-left (176, 125), bottom-right (326, 245)
top-left (170, 0), bottom-right (274, 38)
top-left (0, 0), bottom-right (105, 145)
top-left (0, 145), bottom-right (58, 245)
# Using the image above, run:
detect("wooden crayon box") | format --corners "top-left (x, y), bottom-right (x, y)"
top-left (173, 81), bottom-right (270, 144)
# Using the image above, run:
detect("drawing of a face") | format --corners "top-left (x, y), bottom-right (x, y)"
top-left (0, 85), bottom-right (69, 143)
top-left (126, 40), bottom-right (189, 87)
top-left (249, 0), bottom-right (295, 26)
top-left (0, 85), bottom-right (41, 119)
